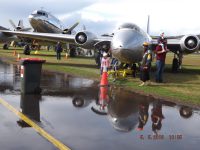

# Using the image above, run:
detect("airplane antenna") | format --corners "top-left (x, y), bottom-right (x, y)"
top-left (147, 15), bottom-right (150, 34)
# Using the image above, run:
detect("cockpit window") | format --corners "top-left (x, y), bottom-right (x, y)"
top-left (118, 23), bottom-right (140, 32)
top-left (37, 11), bottom-right (46, 16)
top-left (37, 11), bottom-right (42, 15)
top-left (31, 10), bottom-right (48, 17)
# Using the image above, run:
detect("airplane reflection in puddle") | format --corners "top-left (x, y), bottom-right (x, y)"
top-left (73, 86), bottom-right (198, 133)
top-left (14, 85), bottom-right (198, 134)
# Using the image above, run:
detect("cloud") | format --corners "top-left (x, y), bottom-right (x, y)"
top-left (1, 0), bottom-right (200, 36)
top-left (0, 0), bottom-right (95, 29)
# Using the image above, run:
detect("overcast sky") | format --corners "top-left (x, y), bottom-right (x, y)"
top-left (0, 0), bottom-right (200, 36)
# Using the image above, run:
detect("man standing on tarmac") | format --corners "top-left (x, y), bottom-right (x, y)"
top-left (55, 42), bottom-right (63, 60)
top-left (155, 35), bottom-right (169, 83)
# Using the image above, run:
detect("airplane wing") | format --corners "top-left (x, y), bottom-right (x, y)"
top-left (0, 30), bottom-right (75, 43)
top-left (0, 26), bottom-right (9, 30)
top-left (151, 35), bottom-right (183, 39)
top-left (0, 30), bottom-right (112, 50)
top-left (151, 38), bottom-right (181, 52)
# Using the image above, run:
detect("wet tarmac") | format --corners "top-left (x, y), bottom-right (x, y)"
top-left (0, 60), bottom-right (200, 150)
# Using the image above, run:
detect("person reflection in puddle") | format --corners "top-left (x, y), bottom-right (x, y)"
top-left (137, 101), bottom-right (149, 131)
top-left (151, 100), bottom-right (164, 134)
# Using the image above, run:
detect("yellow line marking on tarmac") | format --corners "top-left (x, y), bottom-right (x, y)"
top-left (0, 97), bottom-right (71, 150)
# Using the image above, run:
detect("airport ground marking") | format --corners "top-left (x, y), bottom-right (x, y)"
top-left (0, 97), bottom-right (71, 150)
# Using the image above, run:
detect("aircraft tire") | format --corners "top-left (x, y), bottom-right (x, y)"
top-left (172, 58), bottom-right (179, 73)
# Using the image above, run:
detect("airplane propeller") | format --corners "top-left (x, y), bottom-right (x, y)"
top-left (62, 21), bottom-right (79, 34)
top-left (9, 19), bottom-right (32, 31)
top-left (184, 36), bottom-right (198, 49)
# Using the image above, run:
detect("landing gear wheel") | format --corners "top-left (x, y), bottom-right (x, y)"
top-left (172, 57), bottom-right (179, 73)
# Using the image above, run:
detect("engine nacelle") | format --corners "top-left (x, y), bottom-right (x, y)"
top-left (16, 27), bottom-right (22, 31)
top-left (75, 31), bottom-right (97, 49)
top-left (0, 32), bottom-right (16, 42)
top-left (180, 35), bottom-right (199, 54)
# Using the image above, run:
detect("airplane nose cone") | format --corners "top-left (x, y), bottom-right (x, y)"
top-left (112, 29), bottom-right (147, 52)
top-left (28, 15), bottom-right (38, 27)
top-left (28, 15), bottom-right (35, 23)
top-left (112, 30), bottom-right (135, 50)
top-left (111, 29), bottom-right (148, 63)
top-left (28, 15), bottom-right (34, 19)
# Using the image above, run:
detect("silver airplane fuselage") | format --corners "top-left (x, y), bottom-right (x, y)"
top-left (111, 23), bottom-right (150, 63)
top-left (28, 10), bottom-right (64, 33)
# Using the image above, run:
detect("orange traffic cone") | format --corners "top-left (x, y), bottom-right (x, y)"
top-left (100, 67), bottom-right (108, 86)
top-left (17, 53), bottom-right (21, 61)
top-left (13, 50), bottom-right (16, 56)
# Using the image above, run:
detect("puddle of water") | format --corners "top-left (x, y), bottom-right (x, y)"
top-left (0, 94), bottom-right (57, 150)
top-left (0, 60), bottom-right (200, 150)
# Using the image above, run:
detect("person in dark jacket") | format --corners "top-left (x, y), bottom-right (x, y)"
top-left (55, 42), bottom-right (63, 60)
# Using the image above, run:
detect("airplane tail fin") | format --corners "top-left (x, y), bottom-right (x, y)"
top-left (63, 22), bottom-right (79, 34)
top-left (147, 15), bottom-right (150, 34)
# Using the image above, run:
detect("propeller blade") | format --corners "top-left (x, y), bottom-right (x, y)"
top-left (63, 21), bottom-right (79, 34)
top-left (18, 20), bottom-right (24, 28)
top-left (9, 19), bottom-right (17, 29)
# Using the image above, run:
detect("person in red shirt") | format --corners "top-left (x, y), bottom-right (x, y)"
top-left (151, 100), bottom-right (164, 134)
top-left (155, 41), bottom-right (168, 83)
